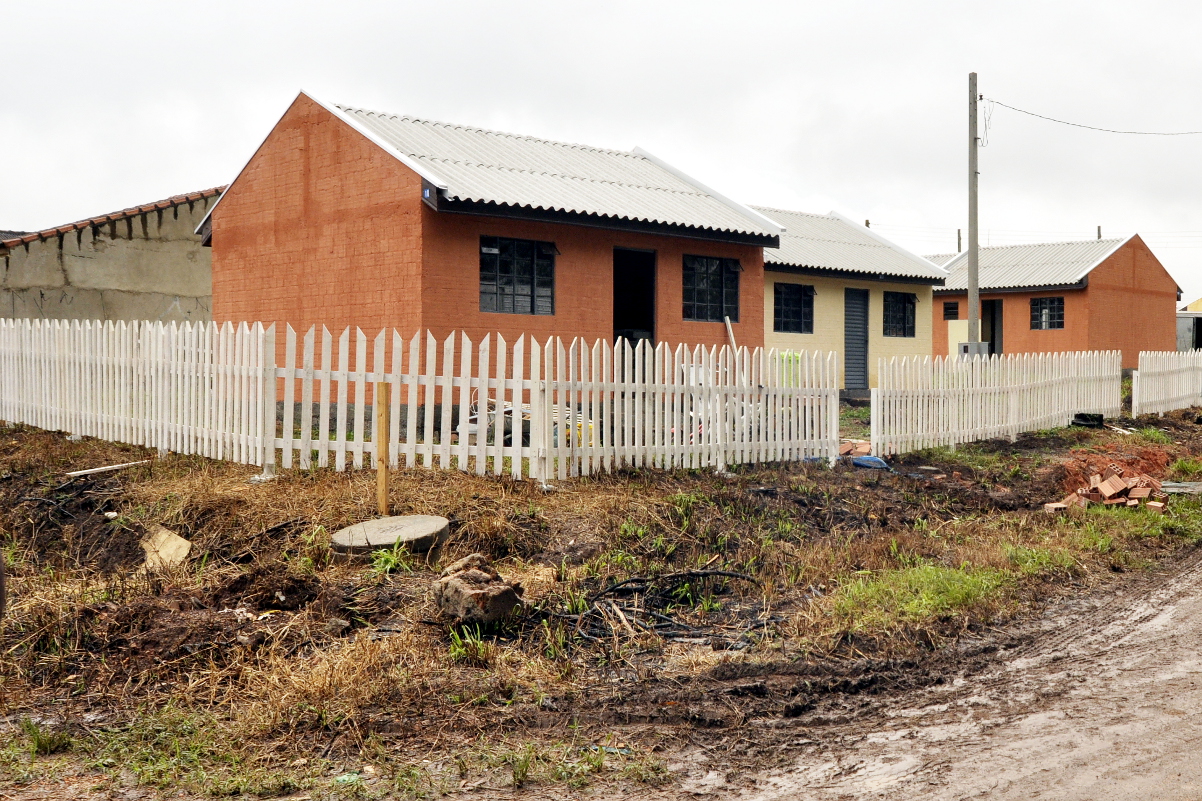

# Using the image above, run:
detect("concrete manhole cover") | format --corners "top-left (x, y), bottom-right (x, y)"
top-left (330, 515), bottom-right (449, 555)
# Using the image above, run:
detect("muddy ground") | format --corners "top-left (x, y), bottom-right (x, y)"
top-left (4, 412), bottom-right (1202, 798)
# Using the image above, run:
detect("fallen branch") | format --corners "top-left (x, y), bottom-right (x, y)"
top-left (65, 460), bottom-right (151, 478)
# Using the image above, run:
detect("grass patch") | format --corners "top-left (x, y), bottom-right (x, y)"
top-left (1137, 427), bottom-right (1173, 445)
top-left (89, 705), bottom-right (298, 797)
top-left (1170, 457), bottom-right (1202, 480)
top-left (1006, 545), bottom-right (1075, 576)
top-left (832, 564), bottom-right (1010, 631)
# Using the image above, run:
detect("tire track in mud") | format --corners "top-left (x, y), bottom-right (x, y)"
top-left (734, 548), bottom-right (1202, 800)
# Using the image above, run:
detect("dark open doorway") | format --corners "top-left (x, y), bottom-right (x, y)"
top-left (613, 248), bottom-right (656, 344)
top-left (981, 299), bottom-right (1003, 354)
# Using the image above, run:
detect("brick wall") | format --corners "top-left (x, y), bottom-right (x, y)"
top-left (931, 239), bottom-right (1178, 368)
top-left (212, 93), bottom-right (766, 353)
top-left (210, 93), bottom-right (424, 336)
top-left (1086, 236), bottom-right (1177, 368)
top-left (420, 208), bottom-right (765, 350)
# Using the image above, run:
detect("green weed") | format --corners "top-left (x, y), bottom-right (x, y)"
top-left (18, 719), bottom-right (72, 756)
top-left (370, 543), bottom-right (414, 575)
top-left (448, 625), bottom-right (494, 667)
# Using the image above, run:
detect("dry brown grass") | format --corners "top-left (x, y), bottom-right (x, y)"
top-left (3, 419), bottom-right (1202, 795)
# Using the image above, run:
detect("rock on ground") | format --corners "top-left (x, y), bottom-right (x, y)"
top-left (433, 553), bottom-right (524, 624)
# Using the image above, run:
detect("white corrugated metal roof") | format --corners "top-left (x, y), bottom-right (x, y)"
top-left (753, 207), bottom-right (947, 281)
top-left (939, 238), bottom-right (1131, 291)
top-left (926, 253), bottom-right (957, 267)
top-left (324, 99), bottom-right (780, 239)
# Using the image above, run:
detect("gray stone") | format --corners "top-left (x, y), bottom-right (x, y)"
top-left (433, 552), bottom-right (524, 624)
top-left (330, 515), bottom-right (448, 555)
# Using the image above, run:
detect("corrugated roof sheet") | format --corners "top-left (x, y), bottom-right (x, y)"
top-left (1, 187), bottom-right (225, 250)
top-left (939, 238), bottom-right (1129, 291)
top-left (926, 253), bottom-right (956, 267)
top-left (752, 207), bottom-right (947, 281)
top-left (333, 103), bottom-right (779, 239)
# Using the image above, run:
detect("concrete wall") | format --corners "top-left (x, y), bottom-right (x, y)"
top-left (764, 271), bottom-right (934, 388)
top-left (211, 93), bottom-right (766, 350)
top-left (0, 199), bottom-right (213, 322)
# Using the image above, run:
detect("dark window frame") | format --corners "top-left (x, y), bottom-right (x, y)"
top-left (943, 301), bottom-right (959, 320)
top-left (682, 255), bottom-right (740, 323)
top-left (883, 291), bottom-right (917, 338)
top-left (1030, 296), bottom-right (1065, 330)
top-left (773, 282), bottom-right (815, 333)
top-left (479, 235), bottom-right (556, 316)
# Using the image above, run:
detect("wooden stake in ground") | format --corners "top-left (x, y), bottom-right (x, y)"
top-left (376, 381), bottom-right (390, 515)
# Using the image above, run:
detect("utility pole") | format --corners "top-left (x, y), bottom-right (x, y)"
top-left (967, 72), bottom-right (981, 350)
top-left (1097, 225), bottom-right (1102, 240)
top-left (957, 228), bottom-right (962, 253)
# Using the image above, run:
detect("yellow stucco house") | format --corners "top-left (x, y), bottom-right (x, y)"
top-left (752, 208), bottom-right (947, 391)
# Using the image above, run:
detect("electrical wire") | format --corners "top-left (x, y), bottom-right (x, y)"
top-left (985, 98), bottom-right (1202, 136)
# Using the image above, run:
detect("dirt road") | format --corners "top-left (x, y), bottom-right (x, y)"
top-left (736, 550), bottom-right (1202, 800)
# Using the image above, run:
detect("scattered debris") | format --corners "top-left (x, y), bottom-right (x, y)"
top-left (141, 525), bottom-right (192, 571)
top-left (433, 553), bottom-right (524, 624)
top-left (330, 515), bottom-right (449, 556)
top-left (840, 439), bottom-right (872, 457)
top-left (1161, 482), bottom-right (1202, 494)
top-left (1046, 463), bottom-right (1168, 514)
top-left (64, 459), bottom-right (151, 478)
top-left (850, 456), bottom-right (891, 470)
top-left (1071, 413), bottom-right (1104, 428)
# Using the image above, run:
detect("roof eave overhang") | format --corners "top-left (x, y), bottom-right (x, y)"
top-left (765, 262), bottom-right (945, 286)
top-left (933, 277), bottom-right (1089, 295)
top-left (431, 195), bottom-right (779, 247)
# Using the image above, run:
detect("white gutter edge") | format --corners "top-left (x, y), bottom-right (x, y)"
top-left (314, 95), bottom-right (450, 191)
top-left (632, 146), bottom-right (785, 236)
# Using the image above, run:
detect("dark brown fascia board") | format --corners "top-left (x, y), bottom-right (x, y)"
top-left (765, 262), bottom-right (945, 286)
top-left (428, 190), bottom-right (779, 248)
top-left (933, 278), bottom-right (1088, 296)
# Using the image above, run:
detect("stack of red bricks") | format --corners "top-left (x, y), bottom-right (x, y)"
top-left (1045, 463), bottom-right (1168, 515)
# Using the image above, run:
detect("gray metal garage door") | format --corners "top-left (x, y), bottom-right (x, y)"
top-left (844, 288), bottom-right (869, 390)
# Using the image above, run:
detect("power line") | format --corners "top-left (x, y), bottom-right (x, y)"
top-left (986, 98), bottom-right (1202, 136)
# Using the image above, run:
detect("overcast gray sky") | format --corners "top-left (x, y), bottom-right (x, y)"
top-left (4, 1), bottom-right (1201, 299)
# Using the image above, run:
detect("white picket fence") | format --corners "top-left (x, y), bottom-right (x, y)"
top-left (0, 318), bottom-right (275, 465)
top-left (0, 318), bottom-right (841, 480)
top-left (1132, 351), bottom-right (1202, 417)
top-left (871, 351), bottom-right (1122, 456)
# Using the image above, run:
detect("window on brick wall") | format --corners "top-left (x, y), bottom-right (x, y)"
top-left (773, 283), bottom-right (815, 333)
top-left (883, 291), bottom-right (917, 337)
top-left (683, 255), bottom-right (740, 322)
top-left (1030, 296), bottom-right (1064, 330)
top-left (479, 236), bottom-right (555, 315)
top-left (943, 301), bottom-right (959, 320)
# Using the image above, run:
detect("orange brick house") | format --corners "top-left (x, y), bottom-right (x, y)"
top-left (929, 236), bottom-right (1180, 369)
top-left (198, 92), bottom-right (782, 350)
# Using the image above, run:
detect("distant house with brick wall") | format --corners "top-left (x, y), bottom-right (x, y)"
top-left (929, 236), bottom-right (1180, 368)
top-left (199, 92), bottom-right (782, 350)
top-left (752, 208), bottom-right (946, 390)
top-left (0, 189), bottom-right (221, 322)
